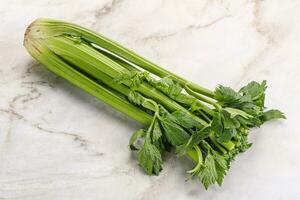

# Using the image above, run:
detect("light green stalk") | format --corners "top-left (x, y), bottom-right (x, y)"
top-left (24, 31), bottom-right (152, 125)
top-left (33, 29), bottom-right (208, 125)
top-left (29, 18), bottom-right (215, 98)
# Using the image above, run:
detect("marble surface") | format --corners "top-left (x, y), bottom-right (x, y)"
top-left (0, 0), bottom-right (299, 199)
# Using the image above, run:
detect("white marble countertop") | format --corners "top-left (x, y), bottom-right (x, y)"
top-left (0, 0), bottom-right (299, 199)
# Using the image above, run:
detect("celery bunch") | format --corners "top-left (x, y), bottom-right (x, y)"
top-left (24, 18), bottom-right (285, 189)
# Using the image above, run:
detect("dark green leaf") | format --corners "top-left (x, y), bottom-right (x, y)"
top-left (212, 150), bottom-right (227, 169)
top-left (198, 153), bottom-right (218, 189)
top-left (151, 119), bottom-right (166, 153)
top-left (138, 140), bottom-right (163, 175)
top-left (171, 110), bottom-right (200, 129)
top-left (217, 128), bottom-right (236, 143)
top-left (215, 161), bottom-right (227, 186)
top-left (215, 85), bottom-right (241, 105)
top-left (261, 109), bottom-right (286, 122)
top-left (176, 127), bottom-right (210, 156)
top-left (222, 111), bottom-right (240, 129)
top-left (239, 80), bottom-right (267, 108)
top-left (212, 150), bottom-right (227, 186)
top-left (173, 94), bottom-right (197, 107)
top-left (154, 77), bottom-right (197, 107)
top-left (239, 80), bottom-right (267, 100)
top-left (160, 118), bottom-right (190, 146)
top-left (152, 120), bottom-right (162, 142)
top-left (211, 112), bottom-right (223, 134)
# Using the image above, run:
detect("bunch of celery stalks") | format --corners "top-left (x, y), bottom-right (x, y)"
top-left (24, 18), bottom-right (285, 189)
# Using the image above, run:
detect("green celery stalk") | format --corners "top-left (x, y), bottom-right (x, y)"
top-left (24, 36), bottom-right (152, 125)
top-left (38, 32), bottom-right (208, 125)
top-left (29, 18), bottom-right (215, 98)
